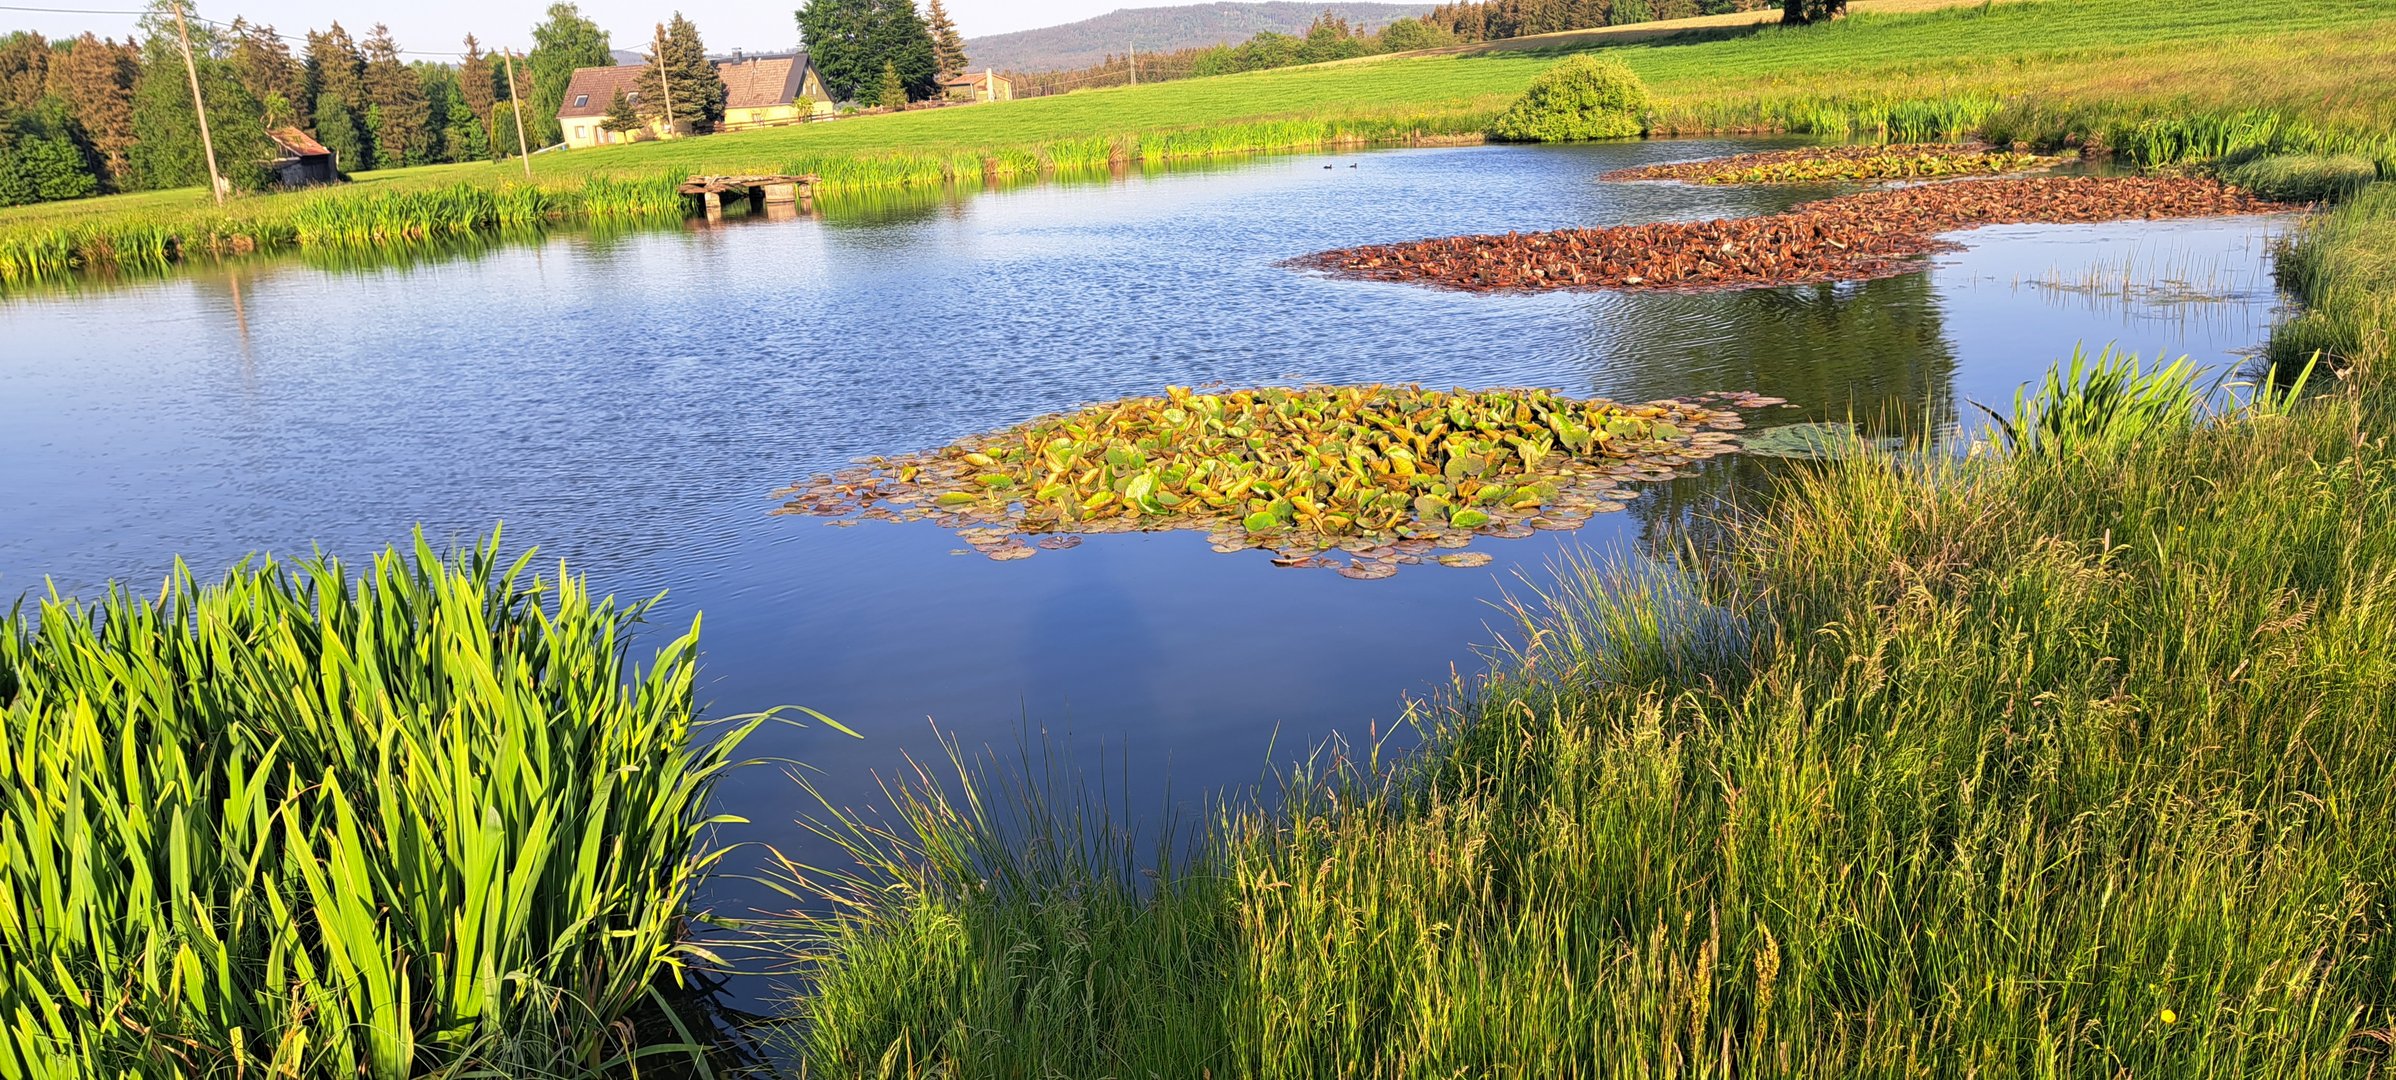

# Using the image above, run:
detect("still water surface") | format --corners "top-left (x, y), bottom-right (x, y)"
top-left (0, 140), bottom-right (2290, 1002)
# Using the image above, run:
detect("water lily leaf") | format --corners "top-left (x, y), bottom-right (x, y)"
top-left (1450, 508), bottom-right (1491, 529)
top-left (1741, 422), bottom-right (1904, 460)
top-left (1436, 552), bottom-right (1494, 568)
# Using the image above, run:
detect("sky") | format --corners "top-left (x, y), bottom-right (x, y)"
top-left (0, 1), bottom-right (1126, 56)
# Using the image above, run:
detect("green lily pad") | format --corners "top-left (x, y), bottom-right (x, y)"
top-left (1741, 422), bottom-right (1905, 460)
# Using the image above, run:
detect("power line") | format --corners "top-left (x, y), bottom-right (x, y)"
top-left (0, 3), bottom-right (529, 57)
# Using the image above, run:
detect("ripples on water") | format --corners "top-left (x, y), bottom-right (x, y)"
top-left (0, 142), bottom-right (2292, 1003)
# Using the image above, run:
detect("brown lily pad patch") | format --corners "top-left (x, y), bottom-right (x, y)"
top-left (1299, 176), bottom-right (2291, 294)
top-left (1602, 143), bottom-right (2067, 185)
top-left (775, 384), bottom-right (1776, 576)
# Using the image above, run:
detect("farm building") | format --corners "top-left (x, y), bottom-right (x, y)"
top-left (557, 52), bottom-right (834, 148)
top-left (264, 126), bottom-right (337, 187)
top-left (941, 70), bottom-right (1013, 103)
top-left (718, 51), bottom-right (837, 130)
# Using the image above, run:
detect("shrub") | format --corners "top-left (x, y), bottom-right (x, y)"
top-left (0, 531), bottom-right (772, 1078)
top-left (1488, 55), bottom-right (1653, 143)
top-left (2223, 152), bottom-right (2379, 204)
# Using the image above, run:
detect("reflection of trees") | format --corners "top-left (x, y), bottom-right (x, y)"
top-left (1572, 272), bottom-right (1960, 561)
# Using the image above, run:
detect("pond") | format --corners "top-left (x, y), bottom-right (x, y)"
top-left (0, 139), bottom-right (2292, 1009)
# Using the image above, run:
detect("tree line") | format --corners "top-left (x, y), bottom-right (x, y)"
top-left (998, 0), bottom-right (1781, 98)
top-left (0, 2), bottom-right (726, 207)
top-left (795, 0), bottom-right (970, 110)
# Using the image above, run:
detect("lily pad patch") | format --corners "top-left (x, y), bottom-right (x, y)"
top-left (775, 383), bottom-right (1760, 576)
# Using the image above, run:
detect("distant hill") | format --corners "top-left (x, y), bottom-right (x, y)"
top-left (966, 3), bottom-right (1434, 73)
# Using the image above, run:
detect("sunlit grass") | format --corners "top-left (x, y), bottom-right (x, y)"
top-left (0, 531), bottom-right (778, 1077)
top-left (4, 0), bottom-right (2391, 282)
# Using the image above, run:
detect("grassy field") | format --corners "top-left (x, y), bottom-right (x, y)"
top-left (778, 186), bottom-right (2396, 1077)
top-left (4, 0), bottom-right (2393, 281)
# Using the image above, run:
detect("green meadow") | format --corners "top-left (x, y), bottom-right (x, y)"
top-left (8, 0), bottom-right (2396, 1073)
top-left (4, 0), bottom-right (2394, 280)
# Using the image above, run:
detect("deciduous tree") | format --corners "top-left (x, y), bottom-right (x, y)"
top-left (528, 3), bottom-right (610, 145)
top-left (798, 0), bottom-right (937, 103)
top-left (1782, 0), bottom-right (1846, 24)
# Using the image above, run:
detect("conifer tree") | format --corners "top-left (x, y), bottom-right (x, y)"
top-left (127, 22), bottom-right (271, 191)
top-left (44, 33), bottom-right (139, 186)
top-left (306, 23), bottom-right (370, 168)
top-left (926, 0), bottom-right (967, 82)
top-left (599, 85), bottom-right (641, 136)
top-left (361, 24), bottom-right (432, 166)
top-left (634, 13), bottom-right (723, 131)
top-left (0, 32), bottom-right (48, 112)
top-left (875, 60), bottom-right (905, 110)
top-left (458, 35), bottom-right (498, 159)
top-left (228, 19), bottom-right (308, 130)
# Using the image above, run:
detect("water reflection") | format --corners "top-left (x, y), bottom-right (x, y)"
top-left (0, 143), bottom-right (2293, 1009)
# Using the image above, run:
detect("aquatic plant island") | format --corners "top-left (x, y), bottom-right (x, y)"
top-left (2, 0), bottom-right (2392, 1075)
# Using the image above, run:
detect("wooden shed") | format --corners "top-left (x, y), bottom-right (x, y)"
top-left (265, 126), bottom-right (338, 187)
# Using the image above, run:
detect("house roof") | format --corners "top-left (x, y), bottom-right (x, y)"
top-left (266, 126), bottom-right (329, 158)
top-left (717, 52), bottom-right (819, 109)
top-left (941, 70), bottom-right (1008, 88)
top-left (556, 65), bottom-right (645, 120)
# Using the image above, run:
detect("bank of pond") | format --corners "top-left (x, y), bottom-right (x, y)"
top-left (4, 143), bottom-right (2391, 1076)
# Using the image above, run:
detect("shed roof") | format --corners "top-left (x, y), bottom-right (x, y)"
top-left (718, 53), bottom-right (819, 109)
top-left (941, 70), bottom-right (1009, 89)
top-left (556, 65), bottom-right (645, 120)
top-left (266, 125), bottom-right (330, 158)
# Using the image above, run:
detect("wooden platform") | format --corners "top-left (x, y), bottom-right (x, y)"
top-left (679, 174), bottom-right (820, 213)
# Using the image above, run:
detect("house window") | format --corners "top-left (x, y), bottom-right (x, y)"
top-left (573, 94), bottom-right (588, 107)
top-left (575, 125), bottom-right (588, 139)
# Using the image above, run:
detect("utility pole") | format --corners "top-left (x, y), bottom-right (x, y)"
top-left (169, 0), bottom-right (225, 205)
top-left (1128, 41), bottom-right (1137, 86)
top-left (503, 48), bottom-right (533, 178)
top-left (653, 24), bottom-right (675, 139)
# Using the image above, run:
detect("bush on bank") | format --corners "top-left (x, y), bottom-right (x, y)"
top-left (1488, 55), bottom-right (1654, 142)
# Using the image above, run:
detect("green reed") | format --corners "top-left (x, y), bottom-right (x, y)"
top-left (2269, 181), bottom-right (2396, 374)
top-left (0, 530), bottom-right (773, 1078)
top-left (777, 332), bottom-right (2396, 1074)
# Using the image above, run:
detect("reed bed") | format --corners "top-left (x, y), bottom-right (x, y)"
top-left (0, 532), bottom-right (768, 1078)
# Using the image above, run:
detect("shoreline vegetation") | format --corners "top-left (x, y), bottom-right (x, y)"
top-left (6, 0), bottom-right (2396, 1074)
top-left (774, 180), bottom-right (2396, 1076)
top-left (3, 0), bottom-right (2394, 284)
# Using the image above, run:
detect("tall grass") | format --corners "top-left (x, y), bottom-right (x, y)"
top-left (2269, 182), bottom-right (2396, 373)
top-left (0, 531), bottom-right (770, 1078)
top-left (777, 333), bottom-right (2396, 1074)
